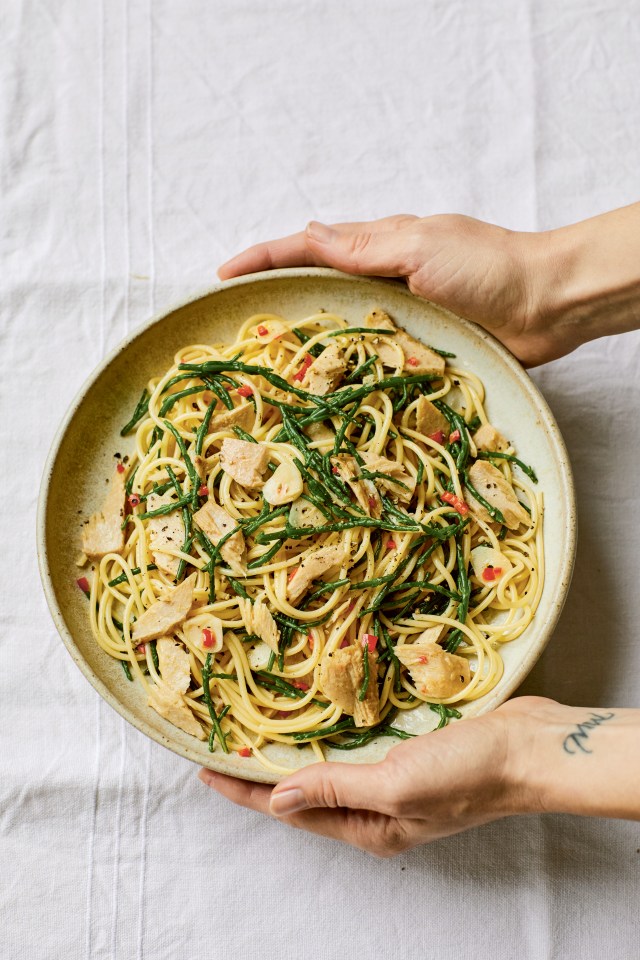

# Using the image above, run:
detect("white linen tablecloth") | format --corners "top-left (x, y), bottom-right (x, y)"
top-left (2, 2), bottom-right (640, 957)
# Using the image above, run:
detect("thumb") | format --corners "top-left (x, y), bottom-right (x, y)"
top-left (305, 219), bottom-right (419, 278)
top-left (269, 760), bottom-right (395, 818)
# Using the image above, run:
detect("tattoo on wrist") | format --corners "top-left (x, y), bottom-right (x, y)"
top-left (562, 711), bottom-right (616, 755)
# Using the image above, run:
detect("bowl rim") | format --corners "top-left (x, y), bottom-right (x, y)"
top-left (37, 266), bottom-right (577, 775)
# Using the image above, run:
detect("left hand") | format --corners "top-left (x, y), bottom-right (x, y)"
top-left (198, 696), bottom-right (551, 856)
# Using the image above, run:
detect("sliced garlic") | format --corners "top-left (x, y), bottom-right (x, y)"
top-left (470, 545), bottom-right (512, 583)
top-left (247, 641), bottom-right (274, 671)
top-left (263, 460), bottom-right (303, 505)
top-left (289, 497), bottom-right (326, 529)
top-left (254, 318), bottom-right (289, 342)
top-left (306, 421), bottom-right (334, 443)
top-left (182, 614), bottom-right (224, 652)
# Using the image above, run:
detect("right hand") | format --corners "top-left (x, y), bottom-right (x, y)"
top-left (218, 214), bottom-right (565, 366)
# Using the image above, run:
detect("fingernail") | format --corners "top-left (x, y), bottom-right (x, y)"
top-left (269, 787), bottom-right (307, 816)
top-left (306, 221), bottom-right (335, 243)
top-left (198, 768), bottom-right (216, 787)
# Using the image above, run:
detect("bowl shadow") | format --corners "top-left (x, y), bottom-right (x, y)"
top-left (515, 371), bottom-right (623, 707)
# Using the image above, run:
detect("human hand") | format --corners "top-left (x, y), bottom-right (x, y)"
top-left (199, 695), bottom-right (640, 853)
top-left (198, 696), bottom-right (551, 857)
top-left (219, 214), bottom-right (560, 365)
top-left (219, 204), bottom-right (640, 366)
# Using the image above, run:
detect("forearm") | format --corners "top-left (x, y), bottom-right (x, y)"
top-left (508, 699), bottom-right (640, 821)
top-left (525, 202), bottom-right (640, 359)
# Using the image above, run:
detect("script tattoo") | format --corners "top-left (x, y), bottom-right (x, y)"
top-left (562, 712), bottom-right (616, 755)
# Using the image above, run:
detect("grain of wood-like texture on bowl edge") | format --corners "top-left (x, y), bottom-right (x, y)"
top-left (37, 268), bottom-right (576, 784)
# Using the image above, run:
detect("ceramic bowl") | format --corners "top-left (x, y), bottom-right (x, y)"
top-left (37, 268), bottom-right (576, 783)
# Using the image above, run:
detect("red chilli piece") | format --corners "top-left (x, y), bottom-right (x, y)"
top-left (368, 495), bottom-right (377, 511)
top-left (440, 491), bottom-right (469, 516)
top-left (362, 633), bottom-right (378, 652)
top-left (291, 680), bottom-right (310, 691)
top-left (238, 747), bottom-right (252, 758)
top-left (128, 494), bottom-right (141, 507)
top-left (116, 462), bottom-right (125, 473)
top-left (386, 539), bottom-right (396, 550)
top-left (340, 637), bottom-right (350, 648)
top-left (76, 577), bottom-right (90, 595)
top-left (407, 356), bottom-right (419, 367)
top-left (482, 566), bottom-right (503, 583)
top-left (201, 628), bottom-right (215, 648)
top-left (418, 655), bottom-right (428, 664)
top-left (237, 384), bottom-right (253, 398)
top-left (198, 484), bottom-right (209, 497)
top-left (292, 352), bottom-right (314, 382)
top-left (427, 430), bottom-right (446, 445)
top-left (257, 325), bottom-right (269, 336)
top-left (287, 566), bottom-right (299, 583)
top-left (449, 429), bottom-right (461, 444)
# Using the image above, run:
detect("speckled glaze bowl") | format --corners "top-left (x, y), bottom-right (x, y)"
top-left (37, 268), bottom-right (576, 783)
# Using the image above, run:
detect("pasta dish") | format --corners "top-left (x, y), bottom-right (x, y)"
top-left (77, 308), bottom-right (543, 774)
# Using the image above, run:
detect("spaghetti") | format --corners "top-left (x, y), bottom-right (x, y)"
top-left (80, 309), bottom-right (544, 774)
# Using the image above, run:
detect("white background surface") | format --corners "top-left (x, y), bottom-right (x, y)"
top-left (2, 2), bottom-right (640, 958)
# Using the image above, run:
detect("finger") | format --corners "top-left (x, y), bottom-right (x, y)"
top-left (196, 769), bottom-right (390, 851)
top-left (198, 768), bottom-right (273, 815)
top-left (283, 806), bottom-right (411, 856)
top-left (268, 760), bottom-right (397, 819)
top-left (198, 768), bottom-right (414, 854)
top-left (217, 232), bottom-right (316, 279)
top-left (217, 214), bottom-right (419, 280)
top-left (302, 217), bottom-right (421, 277)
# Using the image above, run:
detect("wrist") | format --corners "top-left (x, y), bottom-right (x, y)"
top-left (516, 204), bottom-right (640, 363)
top-left (500, 698), bottom-right (640, 822)
top-left (507, 227), bottom-right (590, 364)
top-left (496, 696), bottom-right (563, 816)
